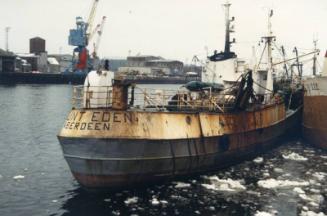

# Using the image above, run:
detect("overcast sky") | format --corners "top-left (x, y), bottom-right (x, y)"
top-left (1, 0), bottom-right (327, 69)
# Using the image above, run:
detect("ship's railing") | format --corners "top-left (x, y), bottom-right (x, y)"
top-left (72, 85), bottom-right (277, 112)
top-left (72, 85), bottom-right (114, 109)
top-left (131, 87), bottom-right (235, 112)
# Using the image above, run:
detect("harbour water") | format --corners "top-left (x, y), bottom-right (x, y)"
top-left (0, 85), bottom-right (326, 216)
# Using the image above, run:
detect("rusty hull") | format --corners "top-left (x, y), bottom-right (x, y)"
top-left (58, 104), bottom-right (301, 189)
top-left (303, 95), bottom-right (327, 149)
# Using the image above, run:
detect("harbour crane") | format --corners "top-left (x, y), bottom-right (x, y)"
top-left (92, 16), bottom-right (106, 59)
top-left (68, 0), bottom-right (101, 74)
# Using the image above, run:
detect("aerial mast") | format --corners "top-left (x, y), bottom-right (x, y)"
top-left (222, 1), bottom-right (235, 55)
top-left (266, 10), bottom-right (274, 72)
top-left (261, 10), bottom-right (275, 94)
top-left (313, 39), bottom-right (318, 76)
top-left (281, 46), bottom-right (289, 78)
top-left (293, 47), bottom-right (303, 79)
top-left (5, 27), bottom-right (10, 51)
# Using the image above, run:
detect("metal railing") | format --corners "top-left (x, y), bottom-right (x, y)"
top-left (72, 85), bottom-right (277, 112)
top-left (131, 87), bottom-right (236, 112)
top-left (72, 85), bottom-right (113, 109)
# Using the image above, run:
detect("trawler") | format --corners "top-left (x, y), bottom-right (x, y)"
top-left (303, 51), bottom-right (327, 150)
top-left (57, 3), bottom-right (303, 189)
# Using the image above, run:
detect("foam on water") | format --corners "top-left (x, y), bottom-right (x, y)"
top-left (173, 182), bottom-right (191, 189)
top-left (298, 193), bottom-right (324, 208)
top-left (282, 152), bottom-right (308, 161)
top-left (257, 178), bottom-right (309, 189)
top-left (150, 197), bottom-right (160, 206)
top-left (202, 176), bottom-right (246, 192)
top-left (312, 172), bottom-right (327, 181)
top-left (294, 187), bottom-right (305, 194)
top-left (299, 194), bottom-right (314, 202)
top-left (255, 211), bottom-right (274, 216)
top-left (253, 157), bottom-right (264, 164)
top-left (13, 175), bottom-right (25, 180)
top-left (300, 210), bottom-right (327, 216)
top-left (310, 189), bottom-right (321, 194)
top-left (273, 168), bottom-right (284, 173)
top-left (160, 200), bottom-right (168, 205)
top-left (124, 197), bottom-right (139, 205)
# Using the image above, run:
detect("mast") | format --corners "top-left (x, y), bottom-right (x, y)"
top-left (261, 10), bottom-right (275, 94)
top-left (293, 47), bottom-right (303, 80)
top-left (222, 1), bottom-right (235, 55)
top-left (313, 39), bottom-right (318, 76)
top-left (266, 10), bottom-right (274, 72)
top-left (281, 46), bottom-right (289, 78)
top-left (5, 27), bottom-right (10, 52)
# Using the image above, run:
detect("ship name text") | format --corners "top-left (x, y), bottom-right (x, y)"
top-left (64, 111), bottom-right (138, 131)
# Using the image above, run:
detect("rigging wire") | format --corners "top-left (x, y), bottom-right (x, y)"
top-left (254, 42), bottom-right (267, 71)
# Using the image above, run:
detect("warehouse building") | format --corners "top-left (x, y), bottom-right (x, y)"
top-left (0, 49), bottom-right (16, 73)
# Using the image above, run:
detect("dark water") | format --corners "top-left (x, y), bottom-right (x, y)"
top-left (0, 85), bottom-right (326, 216)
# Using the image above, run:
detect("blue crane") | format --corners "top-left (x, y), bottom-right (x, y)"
top-left (67, 0), bottom-right (100, 74)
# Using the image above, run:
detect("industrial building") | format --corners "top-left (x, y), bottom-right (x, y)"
top-left (0, 49), bottom-right (15, 73)
top-left (47, 57), bottom-right (60, 73)
top-left (30, 37), bottom-right (46, 54)
top-left (15, 57), bottom-right (32, 72)
top-left (106, 59), bottom-right (127, 72)
top-left (48, 54), bottom-right (73, 73)
top-left (118, 55), bottom-right (184, 76)
top-left (126, 56), bottom-right (162, 67)
top-left (15, 36), bottom-right (62, 73)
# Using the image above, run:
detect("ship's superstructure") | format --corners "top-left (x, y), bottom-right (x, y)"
top-left (202, 2), bottom-right (245, 87)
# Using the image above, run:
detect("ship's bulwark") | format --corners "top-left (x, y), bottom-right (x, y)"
top-left (58, 104), bottom-right (301, 189)
top-left (303, 95), bottom-right (327, 149)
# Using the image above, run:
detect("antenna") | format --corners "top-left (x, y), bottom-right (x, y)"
top-left (293, 47), bottom-right (303, 79)
top-left (313, 39), bottom-right (318, 76)
top-left (259, 9), bottom-right (276, 96)
top-left (204, 46), bottom-right (208, 57)
top-left (268, 10), bottom-right (273, 36)
top-left (5, 27), bottom-right (10, 51)
top-left (281, 46), bottom-right (289, 78)
top-left (261, 10), bottom-right (275, 70)
top-left (222, 0), bottom-right (235, 54)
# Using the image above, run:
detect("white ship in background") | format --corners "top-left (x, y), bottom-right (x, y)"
top-left (202, 2), bottom-right (247, 87)
top-left (202, 3), bottom-right (276, 101)
top-left (202, 4), bottom-right (317, 104)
